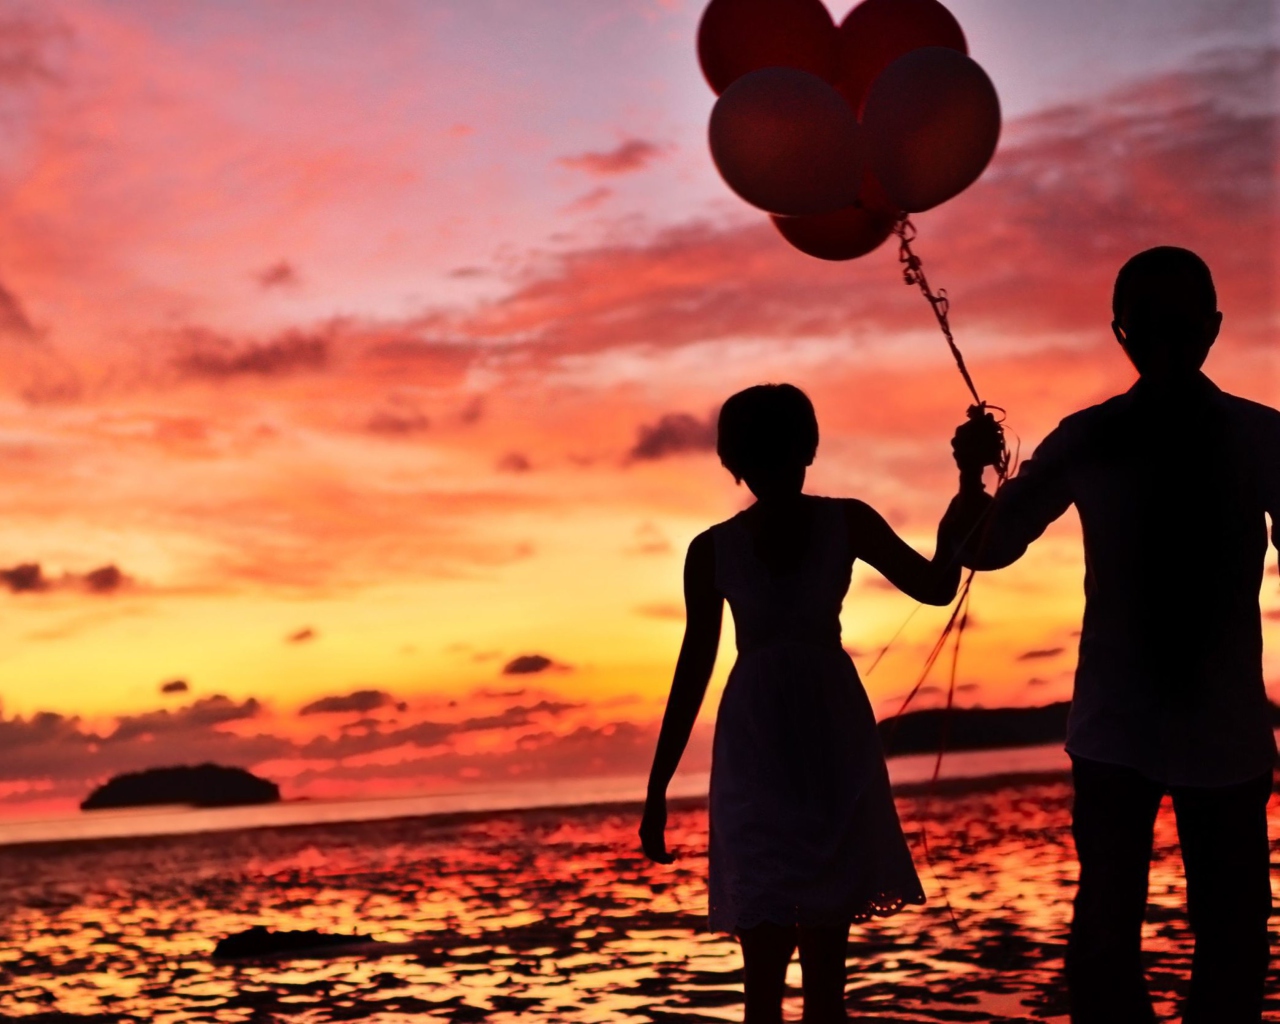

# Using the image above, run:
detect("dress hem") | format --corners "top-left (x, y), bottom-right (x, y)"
top-left (708, 890), bottom-right (927, 935)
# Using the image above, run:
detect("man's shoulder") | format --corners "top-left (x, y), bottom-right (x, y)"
top-left (1217, 389), bottom-right (1280, 425)
top-left (1214, 390), bottom-right (1280, 458)
top-left (1056, 393), bottom-right (1132, 431)
top-left (1034, 393), bottom-right (1132, 453)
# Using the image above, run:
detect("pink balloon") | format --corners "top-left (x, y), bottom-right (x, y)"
top-left (709, 67), bottom-right (865, 217)
top-left (697, 0), bottom-right (839, 96)
top-left (771, 171), bottom-right (899, 260)
top-left (861, 47), bottom-right (1001, 213)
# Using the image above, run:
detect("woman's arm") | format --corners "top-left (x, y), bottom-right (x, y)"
top-left (845, 498), bottom-right (970, 607)
top-left (639, 530), bottom-right (723, 864)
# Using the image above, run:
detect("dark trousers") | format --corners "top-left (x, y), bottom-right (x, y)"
top-left (1066, 755), bottom-right (1273, 1024)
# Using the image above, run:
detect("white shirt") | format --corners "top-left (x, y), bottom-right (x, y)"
top-left (970, 374), bottom-right (1280, 787)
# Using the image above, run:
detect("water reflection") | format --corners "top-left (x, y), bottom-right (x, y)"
top-left (2, 781), bottom-right (1277, 1022)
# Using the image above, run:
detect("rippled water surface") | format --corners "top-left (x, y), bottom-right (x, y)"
top-left (4, 779), bottom-right (1279, 1022)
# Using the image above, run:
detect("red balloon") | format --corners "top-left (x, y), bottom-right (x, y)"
top-left (697, 0), bottom-right (838, 95)
top-left (862, 47), bottom-right (1000, 213)
top-left (771, 171), bottom-right (899, 260)
top-left (709, 67), bottom-right (865, 217)
top-left (836, 0), bottom-right (966, 115)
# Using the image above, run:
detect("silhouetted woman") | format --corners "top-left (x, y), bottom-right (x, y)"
top-left (640, 383), bottom-right (984, 1023)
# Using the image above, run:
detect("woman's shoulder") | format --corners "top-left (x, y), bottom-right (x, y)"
top-left (706, 508), bottom-right (749, 534)
top-left (806, 495), bottom-right (870, 519)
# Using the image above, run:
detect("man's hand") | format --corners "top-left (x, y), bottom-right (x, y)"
top-left (952, 408), bottom-right (1005, 484)
top-left (639, 793), bottom-right (673, 864)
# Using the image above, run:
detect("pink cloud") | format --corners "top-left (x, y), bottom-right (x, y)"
top-left (556, 138), bottom-right (668, 176)
top-left (445, 48), bottom-right (1274, 362)
top-left (175, 330), bottom-right (329, 379)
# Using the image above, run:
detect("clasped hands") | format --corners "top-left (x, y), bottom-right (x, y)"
top-left (952, 406), bottom-right (1005, 488)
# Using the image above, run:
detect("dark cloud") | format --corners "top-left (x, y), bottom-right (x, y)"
top-left (296, 701), bottom-right (583, 762)
top-left (502, 654), bottom-right (564, 675)
top-left (0, 563), bottom-right (130, 595)
top-left (160, 679), bottom-right (189, 694)
top-left (0, 12), bottom-right (69, 86)
top-left (0, 707), bottom-right (89, 752)
top-left (108, 695), bottom-right (262, 743)
top-left (176, 329), bottom-right (328, 378)
top-left (1017, 647), bottom-right (1066, 661)
top-left (556, 139), bottom-right (667, 176)
top-left (563, 186), bottom-right (614, 213)
top-left (627, 412), bottom-right (717, 462)
top-left (287, 627), bottom-right (316, 643)
top-left (366, 405), bottom-right (430, 436)
top-left (82, 565), bottom-right (128, 593)
top-left (0, 700), bottom-right (290, 787)
top-left (459, 700), bottom-right (581, 733)
top-left (299, 718), bottom-right (456, 760)
top-left (0, 282), bottom-right (36, 339)
top-left (255, 260), bottom-right (299, 288)
top-left (299, 689), bottom-right (394, 716)
top-left (496, 451), bottom-right (531, 473)
top-left (0, 563), bottom-right (46, 592)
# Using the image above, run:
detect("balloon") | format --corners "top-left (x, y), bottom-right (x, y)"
top-left (709, 67), bottom-right (865, 217)
top-left (697, 0), bottom-right (838, 95)
top-left (771, 172), bottom-right (899, 260)
top-left (862, 47), bottom-right (1000, 213)
top-left (836, 0), bottom-right (967, 115)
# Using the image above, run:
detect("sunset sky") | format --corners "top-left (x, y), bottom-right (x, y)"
top-left (0, 0), bottom-right (1275, 815)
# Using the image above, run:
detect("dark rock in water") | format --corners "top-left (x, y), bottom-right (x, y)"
top-left (81, 764), bottom-right (280, 810)
top-left (214, 926), bottom-right (371, 961)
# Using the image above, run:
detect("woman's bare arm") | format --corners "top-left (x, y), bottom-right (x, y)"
top-left (845, 499), bottom-right (966, 607)
top-left (640, 530), bottom-right (723, 863)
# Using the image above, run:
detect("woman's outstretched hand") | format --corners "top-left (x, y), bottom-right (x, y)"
top-left (640, 793), bottom-right (673, 864)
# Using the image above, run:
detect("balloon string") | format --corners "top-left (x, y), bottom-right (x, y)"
top-left (893, 215), bottom-right (982, 408)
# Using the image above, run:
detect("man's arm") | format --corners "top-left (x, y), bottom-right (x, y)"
top-left (1252, 406), bottom-right (1280, 566)
top-left (952, 419), bottom-right (1078, 570)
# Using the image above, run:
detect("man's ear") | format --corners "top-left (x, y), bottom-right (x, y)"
top-left (1206, 311), bottom-right (1223, 346)
top-left (1111, 320), bottom-right (1126, 344)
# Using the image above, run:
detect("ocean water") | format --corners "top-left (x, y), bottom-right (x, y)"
top-left (4, 775), bottom-right (1279, 1023)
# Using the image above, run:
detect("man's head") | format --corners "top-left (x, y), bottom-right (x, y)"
top-left (717, 383), bottom-right (818, 499)
top-left (1112, 247), bottom-right (1222, 383)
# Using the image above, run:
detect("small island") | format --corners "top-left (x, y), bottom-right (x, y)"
top-left (879, 699), bottom-right (1280, 757)
top-left (81, 764), bottom-right (280, 810)
top-left (878, 702), bottom-right (1071, 756)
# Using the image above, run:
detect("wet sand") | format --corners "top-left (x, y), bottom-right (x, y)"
top-left (3, 776), bottom-right (1279, 1022)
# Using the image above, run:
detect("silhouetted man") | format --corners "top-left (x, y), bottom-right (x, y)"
top-left (954, 247), bottom-right (1277, 1023)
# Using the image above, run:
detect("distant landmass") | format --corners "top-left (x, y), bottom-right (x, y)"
top-left (879, 700), bottom-right (1280, 757)
top-left (81, 764), bottom-right (280, 811)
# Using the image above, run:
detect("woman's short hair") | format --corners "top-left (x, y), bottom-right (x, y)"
top-left (716, 384), bottom-right (819, 482)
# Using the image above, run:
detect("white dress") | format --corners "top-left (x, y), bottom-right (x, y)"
top-left (707, 497), bottom-right (925, 932)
